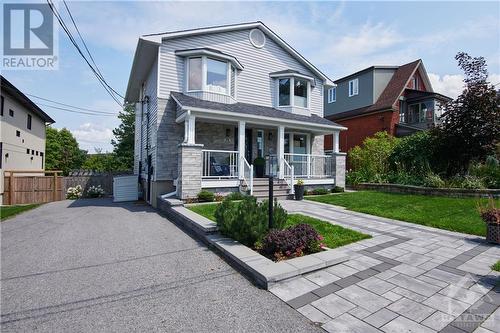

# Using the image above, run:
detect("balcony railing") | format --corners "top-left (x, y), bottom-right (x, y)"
top-left (202, 150), bottom-right (239, 179)
top-left (284, 153), bottom-right (333, 178)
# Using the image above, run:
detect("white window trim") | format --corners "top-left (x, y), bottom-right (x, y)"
top-left (348, 78), bottom-right (359, 97)
top-left (328, 87), bottom-right (336, 103)
top-left (185, 56), bottom-right (235, 97)
top-left (277, 77), bottom-right (310, 109)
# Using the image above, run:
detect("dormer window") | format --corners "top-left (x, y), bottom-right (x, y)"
top-left (178, 48), bottom-right (243, 98)
top-left (273, 73), bottom-right (312, 108)
top-left (348, 78), bottom-right (359, 97)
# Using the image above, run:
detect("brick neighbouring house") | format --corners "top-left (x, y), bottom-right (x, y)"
top-left (323, 59), bottom-right (451, 154)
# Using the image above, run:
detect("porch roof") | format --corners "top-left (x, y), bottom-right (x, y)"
top-left (171, 92), bottom-right (346, 131)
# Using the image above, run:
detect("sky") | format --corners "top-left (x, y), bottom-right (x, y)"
top-left (3, 0), bottom-right (500, 152)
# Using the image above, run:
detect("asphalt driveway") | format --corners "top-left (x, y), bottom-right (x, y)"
top-left (1, 198), bottom-right (320, 332)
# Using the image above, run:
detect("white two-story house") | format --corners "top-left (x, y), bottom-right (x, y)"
top-left (124, 22), bottom-right (347, 205)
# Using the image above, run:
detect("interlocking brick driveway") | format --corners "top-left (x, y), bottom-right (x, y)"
top-left (0, 199), bottom-right (321, 332)
top-left (273, 200), bottom-right (500, 333)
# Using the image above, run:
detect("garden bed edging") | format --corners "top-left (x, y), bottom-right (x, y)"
top-left (350, 183), bottom-right (500, 198)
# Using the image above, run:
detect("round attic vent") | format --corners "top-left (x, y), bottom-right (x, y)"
top-left (249, 29), bottom-right (266, 48)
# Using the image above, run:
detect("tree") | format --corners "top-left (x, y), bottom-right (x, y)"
top-left (432, 52), bottom-right (500, 175)
top-left (45, 127), bottom-right (86, 175)
top-left (82, 149), bottom-right (122, 172)
top-left (111, 103), bottom-right (135, 170)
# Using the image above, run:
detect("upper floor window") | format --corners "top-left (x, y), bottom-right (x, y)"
top-left (1, 96), bottom-right (4, 116)
top-left (278, 77), bottom-right (309, 108)
top-left (328, 87), bottom-right (336, 103)
top-left (27, 114), bottom-right (32, 130)
top-left (9, 109), bottom-right (14, 117)
top-left (186, 56), bottom-right (235, 96)
top-left (411, 76), bottom-right (418, 89)
top-left (348, 78), bottom-right (359, 97)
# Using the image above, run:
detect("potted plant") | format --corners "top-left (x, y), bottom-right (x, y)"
top-left (253, 157), bottom-right (265, 178)
top-left (294, 179), bottom-right (305, 200)
top-left (478, 199), bottom-right (500, 244)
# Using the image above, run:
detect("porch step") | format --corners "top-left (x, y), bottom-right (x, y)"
top-left (241, 178), bottom-right (292, 199)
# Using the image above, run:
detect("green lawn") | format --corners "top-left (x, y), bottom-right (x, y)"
top-left (306, 191), bottom-right (491, 236)
top-left (187, 203), bottom-right (370, 249)
top-left (285, 214), bottom-right (371, 248)
top-left (1, 204), bottom-right (40, 221)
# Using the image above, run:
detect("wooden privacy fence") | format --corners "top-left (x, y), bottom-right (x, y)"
top-left (3, 170), bottom-right (63, 205)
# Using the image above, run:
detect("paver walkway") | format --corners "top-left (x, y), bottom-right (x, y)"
top-left (0, 199), bottom-right (321, 332)
top-left (273, 200), bottom-right (500, 333)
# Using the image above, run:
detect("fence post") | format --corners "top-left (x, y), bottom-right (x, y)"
top-left (9, 172), bottom-right (14, 205)
top-left (53, 172), bottom-right (58, 201)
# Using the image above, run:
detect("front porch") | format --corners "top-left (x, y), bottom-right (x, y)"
top-left (172, 92), bottom-right (346, 199)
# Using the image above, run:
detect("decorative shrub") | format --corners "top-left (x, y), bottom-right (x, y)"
top-left (214, 196), bottom-right (287, 247)
top-left (332, 186), bottom-right (344, 193)
top-left (385, 171), bottom-right (423, 186)
top-left (296, 179), bottom-right (304, 186)
top-left (66, 185), bottom-right (83, 199)
top-left (469, 156), bottom-right (500, 189)
top-left (312, 188), bottom-right (329, 195)
top-left (261, 223), bottom-right (322, 261)
top-left (214, 193), bottom-right (224, 202)
top-left (226, 191), bottom-right (245, 201)
top-left (197, 190), bottom-right (214, 202)
top-left (86, 185), bottom-right (105, 198)
top-left (459, 175), bottom-right (485, 189)
top-left (478, 199), bottom-right (500, 224)
top-left (422, 173), bottom-right (445, 188)
top-left (389, 131), bottom-right (435, 176)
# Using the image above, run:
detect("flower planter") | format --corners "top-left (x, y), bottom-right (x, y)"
top-left (486, 223), bottom-right (500, 244)
top-left (294, 185), bottom-right (305, 200)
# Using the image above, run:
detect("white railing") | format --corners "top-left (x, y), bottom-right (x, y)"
top-left (240, 156), bottom-right (253, 195)
top-left (284, 153), bottom-right (333, 178)
top-left (282, 158), bottom-right (295, 194)
top-left (202, 150), bottom-right (239, 179)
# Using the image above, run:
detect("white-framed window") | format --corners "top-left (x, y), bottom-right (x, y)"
top-left (186, 56), bottom-right (235, 96)
top-left (348, 78), bottom-right (359, 97)
top-left (277, 77), bottom-right (310, 108)
top-left (327, 87), bottom-right (336, 103)
top-left (411, 76), bottom-right (418, 89)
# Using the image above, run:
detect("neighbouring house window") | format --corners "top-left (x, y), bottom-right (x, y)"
top-left (399, 103), bottom-right (405, 123)
top-left (328, 87), bottom-right (336, 103)
top-left (9, 109), bottom-right (14, 117)
top-left (27, 114), bottom-right (32, 130)
top-left (294, 79), bottom-right (308, 108)
top-left (31, 149), bottom-right (34, 155)
top-left (206, 58), bottom-right (228, 94)
top-left (257, 130), bottom-right (264, 158)
top-left (348, 78), bottom-right (359, 97)
top-left (188, 57), bottom-right (202, 91)
top-left (16, 130), bottom-right (20, 137)
top-left (26, 148), bottom-right (30, 154)
top-left (407, 101), bottom-right (434, 123)
top-left (1, 96), bottom-right (4, 116)
top-left (412, 76), bottom-right (418, 89)
top-left (278, 78), bottom-right (291, 106)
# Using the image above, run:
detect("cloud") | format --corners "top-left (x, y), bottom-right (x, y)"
top-left (428, 73), bottom-right (500, 99)
top-left (70, 123), bottom-right (115, 152)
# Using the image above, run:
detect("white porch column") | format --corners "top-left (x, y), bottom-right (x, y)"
top-left (333, 131), bottom-right (340, 153)
top-left (184, 110), bottom-right (196, 144)
top-left (277, 125), bottom-right (285, 179)
top-left (238, 120), bottom-right (245, 179)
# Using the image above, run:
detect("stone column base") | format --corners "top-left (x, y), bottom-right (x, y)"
top-left (332, 152), bottom-right (347, 188)
top-left (177, 143), bottom-right (204, 200)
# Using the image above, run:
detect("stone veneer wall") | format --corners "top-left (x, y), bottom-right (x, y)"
top-left (332, 153), bottom-right (346, 188)
top-left (177, 143), bottom-right (203, 199)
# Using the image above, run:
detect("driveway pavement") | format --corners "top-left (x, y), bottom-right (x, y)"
top-left (1, 199), bottom-right (321, 332)
top-left (273, 200), bottom-right (500, 333)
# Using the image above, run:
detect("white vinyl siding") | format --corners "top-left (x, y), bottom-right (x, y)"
top-left (158, 29), bottom-right (324, 116)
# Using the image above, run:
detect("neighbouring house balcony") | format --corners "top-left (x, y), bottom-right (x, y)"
top-left (171, 92), bottom-right (347, 199)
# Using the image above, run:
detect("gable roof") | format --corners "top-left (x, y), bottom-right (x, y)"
top-left (0, 75), bottom-right (55, 123)
top-left (171, 92), bottom-right (345, 131)
top-left (327, 59), bottom-right (442, 121)
top-left (125, 21), bottom-right (334, 102)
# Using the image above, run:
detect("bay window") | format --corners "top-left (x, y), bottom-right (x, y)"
top-left (277, 77), bottom-right (310, 108)
top-left (186, 56), bottom-right (235, 96)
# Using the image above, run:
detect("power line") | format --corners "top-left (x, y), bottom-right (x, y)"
top-left (37, 103), bottom-right (118, 117)
top-left (27, 93), bottom-right (118, 114)
top-left (61, 0), bottom-right (124, 99)
top-left (46, 0), bottom-right (123, 107)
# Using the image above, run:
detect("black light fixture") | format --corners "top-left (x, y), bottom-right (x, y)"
top-left (224, 128), bottom-right (231, 143)
top-left (268, 132), bottom-right (273, 141)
